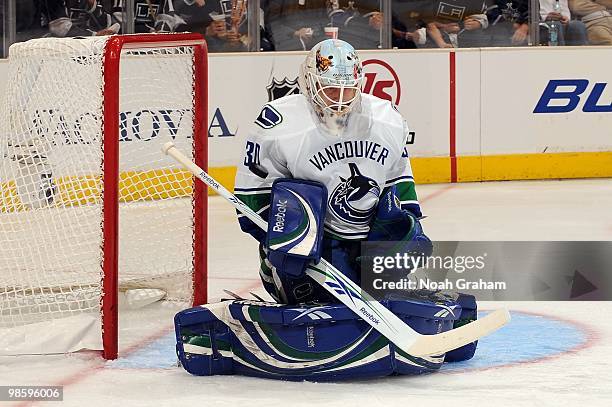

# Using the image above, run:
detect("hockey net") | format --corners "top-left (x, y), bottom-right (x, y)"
top-left (0, 34), bottom-right (208, 359)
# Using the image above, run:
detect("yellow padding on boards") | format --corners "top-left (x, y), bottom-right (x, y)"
top-left (413, 152), bottom-right (612, 183)
top-left (0, 169), bottom-right (194, 212)
top-left (478, 151), bottom-right (612, 181)
top-left (410, 157), bottom-right (451, 184)
top-left (453, 151), bottom-right (612, 182)
top-left (457, 156), bottom-right (482, 183)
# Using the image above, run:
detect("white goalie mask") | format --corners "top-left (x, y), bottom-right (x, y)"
top-left (299, 39), bottom-right (364, 134)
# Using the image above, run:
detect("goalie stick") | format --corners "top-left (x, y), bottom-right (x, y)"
top-left (162, 142), bottom-right (510, 357)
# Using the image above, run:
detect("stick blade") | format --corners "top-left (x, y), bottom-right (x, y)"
top-left (407, 308), bottom-right (511, 357)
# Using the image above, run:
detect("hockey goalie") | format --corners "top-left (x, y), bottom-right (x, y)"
top-left (174, 39), bottom-right (479, 380)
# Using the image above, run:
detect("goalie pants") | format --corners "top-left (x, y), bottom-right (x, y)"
top-left (258, 238), bottom-right (360, 304)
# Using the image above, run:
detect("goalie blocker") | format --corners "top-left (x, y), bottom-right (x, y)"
top-left (174, 293), bottom-right (477, 381)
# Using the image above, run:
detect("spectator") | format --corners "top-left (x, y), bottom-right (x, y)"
top-left (265, 0), bottom-right (328, 51)
top-left (16, 0), bottom-right (118, 42)
top-left (539, 0), bottom-right (589, 45)
top-left (429, 1), bottom-right (491, 48)
top-left (330, 0), bottom-right (381, 49)
top-left (392, 20), bottom-right (426, 49)
top-left (166, 0), bottom-right (213, 34)
top-left (388, 0), bottom-right (487, 48)
top-left (260, 0), bottom-right (276, 51)
top-left (388, 1), bottom-right (429, 49)
top-left (569, 0), bottom-right (612, 44)
top-left (128, 0), bottom-right (196, 34)
top-left (366, 8), bottom-right (425, 49)
top-left (264, 0), bottom-right (380, 51)
top-left (150, 0), bottom-right (248, 52)
top-left (486, 0), bottom-right (530, 46)
top-left (203, 0), bottom-right (249, 52)
top-left (16, 0), bottom-right (65, 40)
top-left (68, 1), bottom-right (121, 35)
top-left (128, 0), bottom-right (163, 32)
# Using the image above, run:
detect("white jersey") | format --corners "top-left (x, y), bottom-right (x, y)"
top-left (235, 93), bottom-right (420, 240)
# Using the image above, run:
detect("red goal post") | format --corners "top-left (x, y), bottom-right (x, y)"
top-left (102, 33), bottom-right (209, 360)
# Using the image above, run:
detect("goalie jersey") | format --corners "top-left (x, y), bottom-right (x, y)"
top-left (235, 93), bottom-right (421, 241)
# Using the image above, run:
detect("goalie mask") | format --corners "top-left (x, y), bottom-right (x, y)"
top-left (299, 39), bottom-right (364, 134)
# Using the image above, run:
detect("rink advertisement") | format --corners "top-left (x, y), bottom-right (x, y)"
top-left (360, 241), bottom-right (612, 301)
top-left (208, 47), bottom-right (611, 187)
top-left (0, 47), bottom-right (610, 189)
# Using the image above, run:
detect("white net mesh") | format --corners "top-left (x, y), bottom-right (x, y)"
top-left (0, 36), bottom-right (200, 332)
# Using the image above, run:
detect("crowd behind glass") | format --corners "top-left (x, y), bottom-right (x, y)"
top-left (1, 1), bottom-right (610, 56)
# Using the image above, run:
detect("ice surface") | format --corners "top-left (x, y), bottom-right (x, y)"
top-left (1, 179), bottom-right (611, 406)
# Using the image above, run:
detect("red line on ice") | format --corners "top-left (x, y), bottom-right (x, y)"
top-left (420, 183), bottom-right (456, 204)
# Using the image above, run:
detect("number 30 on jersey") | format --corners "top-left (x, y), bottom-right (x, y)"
top-left (244, 141), bottom-right (261, 166)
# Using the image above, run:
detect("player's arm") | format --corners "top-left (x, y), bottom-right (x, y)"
top-left (364, 120), bottom-right (430, 274)
top-left (384, 120), bottom-right (422, 219)
top-left (234, 107), bottom-right (291, 242)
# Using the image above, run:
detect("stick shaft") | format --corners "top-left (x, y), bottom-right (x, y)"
top-left (162, 143), bottom-right (421, 347)
top-left (165, 144), bottom-right (267, 229)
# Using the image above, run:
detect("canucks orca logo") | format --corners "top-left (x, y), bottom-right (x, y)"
top-left (329, 163), bottom-right (380, 226)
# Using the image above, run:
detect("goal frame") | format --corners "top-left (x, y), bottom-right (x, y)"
top-left (101, 33), bottom-right (208, 360)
